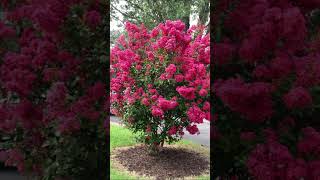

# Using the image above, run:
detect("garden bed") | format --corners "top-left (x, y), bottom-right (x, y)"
top-left (110, 124), bottom-right (210, 180)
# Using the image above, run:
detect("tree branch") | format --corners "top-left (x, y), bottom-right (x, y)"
top-left (110, 3), bottom-right (139, 22)
top-left (111, 14), bottom-right (125, 26)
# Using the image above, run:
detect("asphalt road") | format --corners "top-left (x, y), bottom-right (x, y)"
top-left (110, 116), bottom-right (210, 147)
top-left (0, 170), bottom-right (26, 180)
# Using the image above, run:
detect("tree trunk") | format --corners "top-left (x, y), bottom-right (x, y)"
top-left (160, 139), bottom-right (164, 147)
top-left (198, 0), bottom-right (210, 34)
top-left (182, 0), bottom-right (191, 29)
top-left (148, 142), bottom-right (160, 155)
top-left (148, 129), bottom-right (161, 155)
top-left (199, 1), bottom-right (210, 25)
top-left (182, 15), bottom-right (190, 30)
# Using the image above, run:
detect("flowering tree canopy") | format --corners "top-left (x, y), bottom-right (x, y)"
top-left (111, 20), bottom-right (210, 152)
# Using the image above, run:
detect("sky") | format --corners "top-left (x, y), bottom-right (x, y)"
top-left (110, 0), bottom-right (126, 31)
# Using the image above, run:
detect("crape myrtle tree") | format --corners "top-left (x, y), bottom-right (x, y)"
top-left (111, 20), bottom-right (210, 154)
top-left (0, 0), bottom-right (108, 179)
top-left (213, 0), bottom-right (320, 179)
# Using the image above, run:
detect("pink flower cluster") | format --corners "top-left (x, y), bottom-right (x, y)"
top-left (0, 22), bottom-right (15, 39)
top-left (111, 20), bottom-right (209, 141)
top-left (85, 10), bottom-right (102, 29)
top-left (215, 78), bottom-right (274, 123)
top-left (247, 128), bottom-right (320, 179)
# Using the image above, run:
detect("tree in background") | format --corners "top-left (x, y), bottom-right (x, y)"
top-left (110, 0), bottom-right (210, 30)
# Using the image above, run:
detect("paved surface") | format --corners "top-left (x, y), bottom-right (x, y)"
top-left (110, 116), bottom-right (210, 147)
top-left (0, 171), bottom-right (26, 180)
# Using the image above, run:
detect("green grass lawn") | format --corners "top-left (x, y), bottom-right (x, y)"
top-left (110, 123), bottom-right (210, 180)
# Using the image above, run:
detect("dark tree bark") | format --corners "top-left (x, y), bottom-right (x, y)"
top-left (182, 0), bottom-right (192, 29)
top-left (199, 0), bottom-right (210, 25)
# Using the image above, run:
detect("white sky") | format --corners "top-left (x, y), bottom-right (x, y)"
top-left (110, 0), bottom-right (126, 31)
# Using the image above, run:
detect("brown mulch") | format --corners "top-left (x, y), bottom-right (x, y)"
top-left (113, 145), bottom-right (210, 180)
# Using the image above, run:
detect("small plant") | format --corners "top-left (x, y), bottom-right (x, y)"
top-left (111, 20), bottom-right (210, 154)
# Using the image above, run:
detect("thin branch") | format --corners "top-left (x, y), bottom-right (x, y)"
top-left (111, 14), bottom-right (125, 26)
top-left (110, 3), bottom-right (138, 22)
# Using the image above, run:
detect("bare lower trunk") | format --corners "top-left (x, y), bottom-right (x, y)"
top-left (148, 128), bottom-right (165, 155)
top-left (148, 143), bottom-right (160, 155)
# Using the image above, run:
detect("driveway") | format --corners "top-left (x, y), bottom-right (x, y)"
top-left (0, 170), bottom-right (26, 180)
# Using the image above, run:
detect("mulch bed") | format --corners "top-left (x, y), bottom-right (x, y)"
top-left (113, 145), bottom-right (209, 180)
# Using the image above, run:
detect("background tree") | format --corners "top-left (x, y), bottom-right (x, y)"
top-left (110, 0), bottom-right (210, 30)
